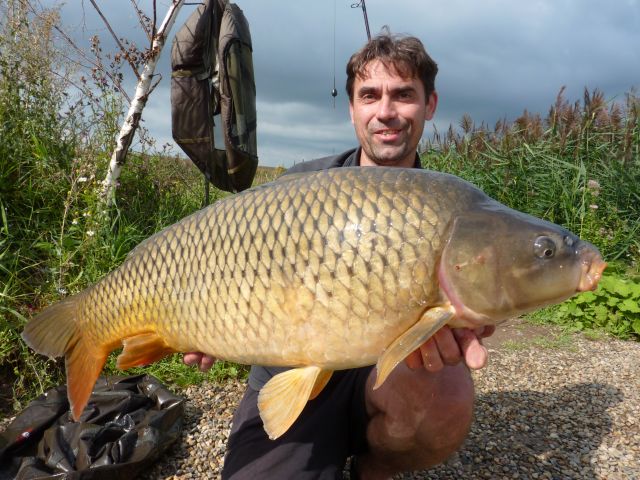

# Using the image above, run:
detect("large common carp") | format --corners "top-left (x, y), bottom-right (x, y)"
top-left (22, 167), bottom-right (605, 439)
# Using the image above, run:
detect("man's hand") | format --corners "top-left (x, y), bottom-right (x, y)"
top-left (404, 325), bottom-right (495, 372)
top-left (183, 352), bottom-right (216, 371)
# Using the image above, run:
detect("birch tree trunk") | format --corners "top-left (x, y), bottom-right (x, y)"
top-left (100, 0), bottom-right (185, 205)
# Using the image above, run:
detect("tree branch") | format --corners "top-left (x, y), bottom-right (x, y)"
top-left (130, 0), bottom-right (153, 43)
top-left (89, 0), bottom-right (141, 80)
top-left (100, 0), bottom-right (186, 206)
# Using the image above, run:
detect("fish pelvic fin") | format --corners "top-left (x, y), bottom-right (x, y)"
top-left (309, 369), bottom-right (333, 400)
top-left (374, 306), bottom-right (456, 389)
top-left (258, 366), bottom-right (332, 440)
top-left (116, 332), bottom-right (177, 370)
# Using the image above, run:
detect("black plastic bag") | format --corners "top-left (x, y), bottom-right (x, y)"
top-left (0, 375), bottom-right (184, 479)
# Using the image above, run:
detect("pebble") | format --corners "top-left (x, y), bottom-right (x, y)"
top-left (18, 331), bottom-right (631, 480)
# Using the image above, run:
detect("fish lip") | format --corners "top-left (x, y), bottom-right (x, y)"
top-left (577, 246), bottom-right (607, 292)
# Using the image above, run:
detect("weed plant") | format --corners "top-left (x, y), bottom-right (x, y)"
top-left (0, 5), bottom-right (229, 414)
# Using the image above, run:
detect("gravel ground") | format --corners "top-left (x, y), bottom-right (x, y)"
top-left (140, 323), bottom-right (640, 480)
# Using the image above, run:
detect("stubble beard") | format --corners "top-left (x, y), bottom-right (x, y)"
top-left (361, 136), bottom-right (413, 167)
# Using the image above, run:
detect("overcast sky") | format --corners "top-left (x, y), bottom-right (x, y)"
top-left (52, 0), bottom-right (640, 167)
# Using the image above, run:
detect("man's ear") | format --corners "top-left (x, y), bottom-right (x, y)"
top-left (425, 91), bottom-right (438, 121)
top-left (349, 101), bottom-right (355, 124)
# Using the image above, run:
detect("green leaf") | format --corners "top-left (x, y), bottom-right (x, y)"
top-left (632, 319), bottom-right (640, 335)
top-left (607, 297), bottom-right (621, 307)
top-left (619, 299), bottom-right (640, 313)
top-left (574, 291), bottom-right (596, 304)
top-left (612, 280), bottom-right (633, 297)
top-left (594, 305), bottom-right (609, 323)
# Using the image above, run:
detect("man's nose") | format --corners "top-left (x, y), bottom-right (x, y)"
top-left (376, 95), bottom-right (397, 121)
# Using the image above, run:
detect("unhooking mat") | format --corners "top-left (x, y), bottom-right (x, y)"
top-left (0, 375), bottom-right (184, 479)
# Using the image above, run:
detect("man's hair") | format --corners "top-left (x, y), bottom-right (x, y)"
top-left (346, 29), bottom-right (438, 102)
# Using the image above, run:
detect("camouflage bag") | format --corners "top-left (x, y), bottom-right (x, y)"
top-left (171, 0), bottom-right (257, 193)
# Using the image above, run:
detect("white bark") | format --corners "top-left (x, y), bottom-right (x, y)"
top-left (101, 0), bottom-right (185, 205)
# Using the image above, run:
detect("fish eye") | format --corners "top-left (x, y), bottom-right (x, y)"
top-left (534, 236), bottom-right (556, 259)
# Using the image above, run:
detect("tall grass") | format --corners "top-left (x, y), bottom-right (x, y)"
top-left (421, 87), bottom-right (640, 264)
top-left (0, 4), bottom-right (227, 414)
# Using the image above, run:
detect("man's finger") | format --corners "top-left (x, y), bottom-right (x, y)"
top-left (183, 352), bottom-right (203, 366)
top-left (475, 325), bottom-right (496, 339)
top-left (404, 350), bottom-right (424, 369)
top-left (419, 338), bottom-right (444, 372)
top-left (452, 329), bottom-right (488, 370)
top-left (199, 354), bottom-right (216, 372)
top-left (433, 326), bottom-right (463, 365)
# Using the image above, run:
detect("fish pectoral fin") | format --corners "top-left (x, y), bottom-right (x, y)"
top-left (116, 332), bottom-right (177, 370)
top-left (374, 306), bottom-right (455, 389)
top-left (258, 366), bottom-right (332, 440)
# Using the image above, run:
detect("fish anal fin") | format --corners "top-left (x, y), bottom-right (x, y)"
top-left (258, 366), bottom-right (331, 440)
top-left (65, 337), bottom-right (109, 421)
top-left (374, 306), bottom-right (455, 389)
top-left (116, 332), bottom-right (177, 370)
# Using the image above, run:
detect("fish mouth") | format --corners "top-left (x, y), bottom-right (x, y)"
top-left (577, 246), bottom-right (607, 292)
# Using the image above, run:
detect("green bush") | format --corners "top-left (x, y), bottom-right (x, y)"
top-left (549, 272), bottom-right (640, 339)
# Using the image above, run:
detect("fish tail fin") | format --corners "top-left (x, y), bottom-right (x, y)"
top-left (22, 295), bottom-right (109, 420)
top-left (22, 296), bottom-right (78, 358)
top-left (66, 337), bottom-right (109, 420)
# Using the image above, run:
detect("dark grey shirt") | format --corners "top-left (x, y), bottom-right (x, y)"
top-left (248, 147), bottom-right (422, 390)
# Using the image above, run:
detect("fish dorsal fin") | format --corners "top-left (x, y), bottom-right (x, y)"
top-left (116, 332), bottom-right (177, 370)
top-left (374, 306), bottom-right (455, 389)
top-left (258, 366), bottom-right (332, 439)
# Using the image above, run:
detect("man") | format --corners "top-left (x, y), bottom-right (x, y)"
top-left (184, 31), bottom-right (495, 479)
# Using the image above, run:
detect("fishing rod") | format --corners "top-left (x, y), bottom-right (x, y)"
top-left (351, 0), bottom-right (371, 41)
top-left (331, 1), bottom-right (372, 105)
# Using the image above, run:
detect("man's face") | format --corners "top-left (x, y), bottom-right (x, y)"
top-left (349, 60), bottom-right (437, 168)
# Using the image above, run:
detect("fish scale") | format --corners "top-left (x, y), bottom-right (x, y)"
top-left (22, 167), bottom-right (606, 439)
top-left (84, 169), bottom-right (440, 360)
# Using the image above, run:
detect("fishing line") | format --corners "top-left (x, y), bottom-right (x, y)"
top-left (331, 0), bottom-right (338, 108)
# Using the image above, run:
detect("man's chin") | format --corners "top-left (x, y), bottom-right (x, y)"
top-left (367, 150), bottom-right (410, 167)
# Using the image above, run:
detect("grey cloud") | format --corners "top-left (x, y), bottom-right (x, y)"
top-left (47, 0), bottom-right (640, 168)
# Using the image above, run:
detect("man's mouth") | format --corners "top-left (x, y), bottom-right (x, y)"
top-left (375, 129), bottom-right (402, 140)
